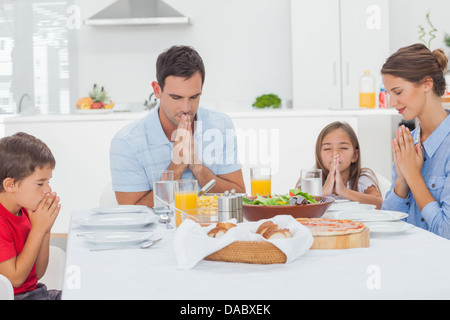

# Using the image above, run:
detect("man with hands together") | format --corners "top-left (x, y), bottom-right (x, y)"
top-left (110, 46), bottom-right (245, 207)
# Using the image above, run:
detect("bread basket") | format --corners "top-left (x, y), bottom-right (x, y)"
top-left (204, 241), bottom-right (287, 264)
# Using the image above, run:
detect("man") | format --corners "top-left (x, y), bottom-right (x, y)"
top-left (110, 45), bottom-right (245, 206)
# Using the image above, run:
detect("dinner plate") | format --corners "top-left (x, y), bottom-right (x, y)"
top-left (327, 202), bottom-right (376, 212)
top-left (332, 210), bottom-right (408, 222)
top-left (83, 231), bottom-right (153, 245)
top-left (365, 221), bottom-right (414, 234)
top-left (73, 213), bottom-right (159, 229)
top-left (92, 205), bottom-right (150, 214)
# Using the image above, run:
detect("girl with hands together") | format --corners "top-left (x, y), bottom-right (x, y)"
top-left (298, 121), bottom-right (382, 209)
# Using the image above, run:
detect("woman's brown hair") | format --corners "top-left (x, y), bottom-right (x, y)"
top-left (381, 43), bottom-right (448, 96)
top-left (315, 122), bottom-right (378, 191)
top-left (0, 132), bottom-right (55, 192)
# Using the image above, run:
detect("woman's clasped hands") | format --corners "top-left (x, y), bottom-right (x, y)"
top-left (391, 125), bottom-right (424, 197)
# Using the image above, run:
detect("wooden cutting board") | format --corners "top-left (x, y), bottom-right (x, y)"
top-left (310, 228), bottom-right (369, 249)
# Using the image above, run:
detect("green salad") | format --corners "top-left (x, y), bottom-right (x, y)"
top-left (242, 188), bottom-right (317, 206)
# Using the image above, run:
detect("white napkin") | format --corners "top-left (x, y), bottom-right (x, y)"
top-left (173, 215), bottom-right (314, 269)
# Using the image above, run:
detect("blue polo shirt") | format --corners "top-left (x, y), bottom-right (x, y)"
top-left (109, 106), bottom-right (242, 192)
top-left (382, 110), bottom-right (450, 239)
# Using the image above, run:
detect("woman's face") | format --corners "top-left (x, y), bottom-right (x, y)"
top-left (382, 74), bottom-right (429, 121)
top-left (320, 128), bottom-right (358, 173)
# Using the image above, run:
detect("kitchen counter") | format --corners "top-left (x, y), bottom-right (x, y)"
top-left (0, 107), bottom-right (398, 123)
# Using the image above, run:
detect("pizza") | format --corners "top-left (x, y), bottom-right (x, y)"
top-left (296, 218), bottom-right (366, 236)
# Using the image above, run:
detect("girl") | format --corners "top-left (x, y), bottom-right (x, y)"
top-left (297, 121), bottom-right (382, 209)
top-left (381, 43), bottom-right (450, 239)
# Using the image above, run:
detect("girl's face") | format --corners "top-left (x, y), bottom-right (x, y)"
top-left (13, 165), bottom-right (53, 211)
top-left (382, 74), bottom-right (429, 121)
top-left (320, 128), bottom-right (358, 172)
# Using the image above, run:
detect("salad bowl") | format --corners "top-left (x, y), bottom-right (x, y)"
top-left (242, 194), bottom-right (335, 221)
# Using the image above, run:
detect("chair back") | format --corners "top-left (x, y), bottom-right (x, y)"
top-left (0, 274), bottom-right (14, 300)
top-left (99, 181), bottom-right (118, 206)
top-left (374, 172), bottom-right (392, 200)
top-left (40, 246), bottom-right (66, 290)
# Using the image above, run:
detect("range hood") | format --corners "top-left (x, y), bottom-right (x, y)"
top-left (85, 0), bottom-right (190, 26)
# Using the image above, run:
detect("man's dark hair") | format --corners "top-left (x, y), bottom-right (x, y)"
top-left (0, 132), bottom-right (55, 191)
top-left (156, 45), bottom-right (205, 91)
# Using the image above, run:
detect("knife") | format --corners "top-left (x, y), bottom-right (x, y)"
top-left (89, 238), bottom-right (162, 251)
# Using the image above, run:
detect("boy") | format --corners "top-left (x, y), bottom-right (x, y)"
top-left (0, 132), bottom-right (61, 300)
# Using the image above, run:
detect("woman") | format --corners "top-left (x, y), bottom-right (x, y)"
top-left (381, 43), bottom-right (450, 238)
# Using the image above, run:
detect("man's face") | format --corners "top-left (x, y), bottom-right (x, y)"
top-left (153, 71), bottom-right (203, 127)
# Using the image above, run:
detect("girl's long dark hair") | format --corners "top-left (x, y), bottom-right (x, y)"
top-left (315, 122), bottom-right (378, 191)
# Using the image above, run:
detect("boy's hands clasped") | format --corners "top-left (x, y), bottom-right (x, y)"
top-left (28, 192), bottom-right (61, 234)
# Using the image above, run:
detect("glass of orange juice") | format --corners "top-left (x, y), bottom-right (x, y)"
top-left (250, 167), bottom-right (271, 197)
top-left (174, 179), bottom-right (198, 226)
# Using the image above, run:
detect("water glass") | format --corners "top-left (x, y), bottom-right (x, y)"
top-left (300, 169), bottom-right (322, 196)
top-left (152, 170), bottom-right (174, 226)
top-left (151, 170), bottom-right (173, 182)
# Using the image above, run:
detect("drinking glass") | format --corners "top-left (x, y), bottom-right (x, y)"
top-left (174, 179), bottom-right (198, 227)
top-left (300, 169), bottom-right (322, 196)
top-left (152, 170), bottom-right (174, 222)
top-left (250, 167), bottom-right (271, 197)
top-left (151, 170), bottom-right (173, 182)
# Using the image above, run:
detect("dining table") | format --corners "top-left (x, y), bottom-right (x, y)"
top-left (61, 208), bottom-right (450, 301)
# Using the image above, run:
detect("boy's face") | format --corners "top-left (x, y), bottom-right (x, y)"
top-left (14, 165), bottom-right (53, 211)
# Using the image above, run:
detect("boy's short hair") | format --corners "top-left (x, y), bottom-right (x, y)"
top-left (0, 132), bottom-right (55, 192)
top-left (156, 45), bottom-right (205, 91)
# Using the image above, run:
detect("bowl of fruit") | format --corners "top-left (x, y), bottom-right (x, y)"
top-left (76, 84), bottom-right (114, 113)
top-left (242, 188), bottom-right (334, 221)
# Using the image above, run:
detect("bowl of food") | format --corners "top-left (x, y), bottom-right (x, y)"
top-left (242, 189), bottom-right (334, 221)
top-left (181, 207), bottom-right (219, 227)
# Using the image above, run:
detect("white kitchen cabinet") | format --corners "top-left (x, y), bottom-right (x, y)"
top-left (291, 0), bottom-right (390, 109)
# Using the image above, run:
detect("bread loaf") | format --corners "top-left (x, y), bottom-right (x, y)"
top-left (207, 220), bottom-right (292, 240)
top-left (207, 227), bottom-right (228, 238)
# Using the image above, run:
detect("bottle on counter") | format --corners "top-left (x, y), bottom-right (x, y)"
top-left (359, 70), bottom-right (376, 108)
top-left (378, 83), bottom-right (388, 108)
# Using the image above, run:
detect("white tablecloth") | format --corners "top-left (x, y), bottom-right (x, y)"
top-left (62, 210), bottom-right (450, 300)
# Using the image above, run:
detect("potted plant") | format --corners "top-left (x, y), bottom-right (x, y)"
top-left (417, 12), bottom-right (437, 49)
top-left (252, 93), bottom-right (282, 109)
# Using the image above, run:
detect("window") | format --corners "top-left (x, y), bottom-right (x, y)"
top-left (0, 0), bottom-right (77, 114)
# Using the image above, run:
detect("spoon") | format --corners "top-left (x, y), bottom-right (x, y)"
top-left (90, 238), bottom-right (162, 251)
top-left (198, 179), bottom-right (216, 196)
top-left (159, 214), bottom-right (173, 229)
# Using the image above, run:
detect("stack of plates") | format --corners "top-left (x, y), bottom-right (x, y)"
top-left (74, 205), bottom-right (158, 229)
top-left (74, 205), bottom-right (160, 249)
top-left (325, 201), bottom-right (413, 235)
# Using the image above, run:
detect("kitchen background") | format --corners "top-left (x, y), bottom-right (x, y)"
top-left (1, 0), bottom-right (450, 233)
